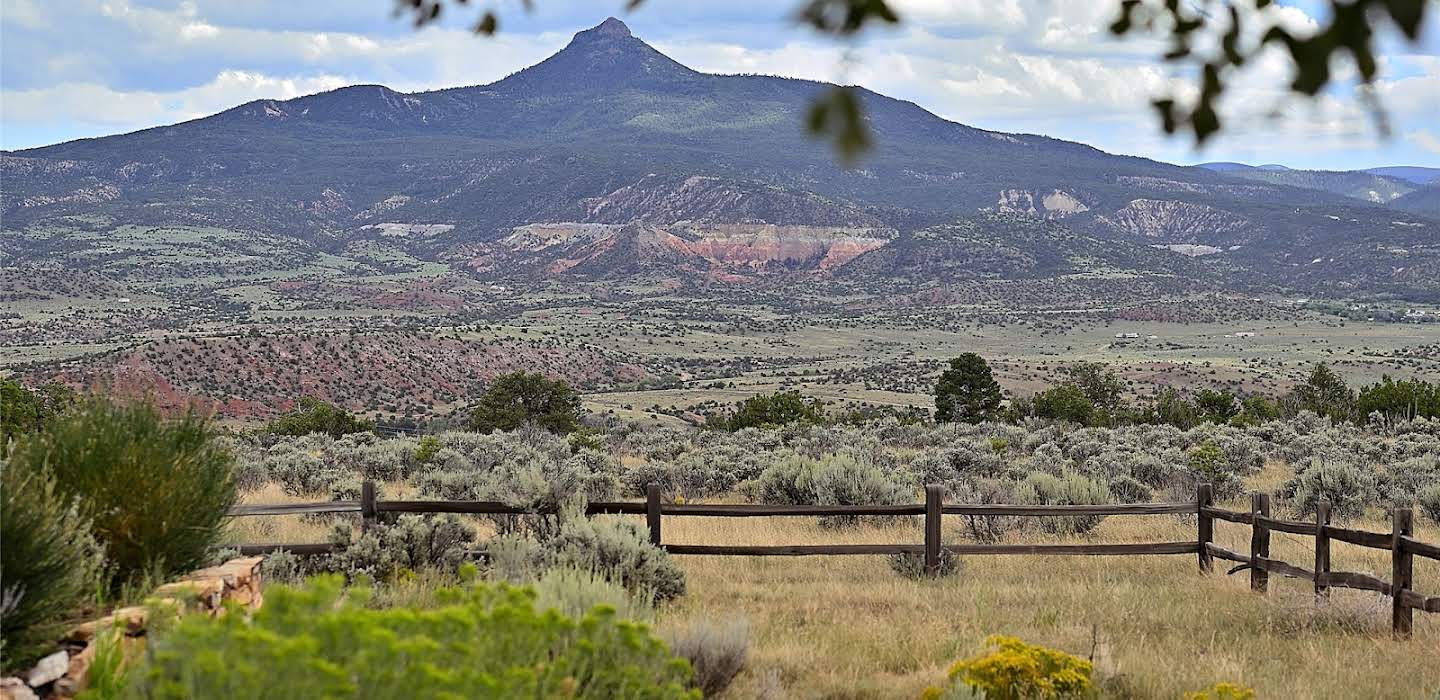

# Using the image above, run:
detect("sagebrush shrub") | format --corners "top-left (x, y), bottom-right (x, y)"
top-left (267, 449), bottom-right (340, 497)
top-left (889, 549), bottom-right (962, 580)
top-left (1286, 458), bottom-right (1380, 518)
top-left (0, 462), bottom-right (105, 669)
top-left (530, 566), bottom-right (655, 622)
top-left (1416, 484), bottom-right (1440, 524)
top-left (754, 452), bottom-right (908, 528)
top-left (7, 399), bottom-right (236, 589)
top-left (1015, 471), bottom-right (1110, 535)
top-left (120, 575), bottom-right (697, 699)
top-left (326, 514), bottom-right (476, 580)
top-left (665, 618), bottom-right (750, 698)
top-left (540, 518), bottom-right (687, 602)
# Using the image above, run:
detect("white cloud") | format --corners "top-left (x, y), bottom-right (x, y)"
top-left (2, 71), bottom-right (352, 129)
top-left (1408, 129), bottom-right (1440, 155)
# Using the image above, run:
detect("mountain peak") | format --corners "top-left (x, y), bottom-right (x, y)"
top-left (492, 16), bottom-right (696, 95)
top-left (581, 17), bottom-right (633, 39)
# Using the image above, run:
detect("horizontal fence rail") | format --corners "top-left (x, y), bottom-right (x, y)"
top-left (227, 481), bottom-right (1438, 638)
top-left (1199, 494), bottom-right (1439, 638)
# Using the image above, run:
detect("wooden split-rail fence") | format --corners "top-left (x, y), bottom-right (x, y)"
top-left (229, 482), bottom-right (1440, 638)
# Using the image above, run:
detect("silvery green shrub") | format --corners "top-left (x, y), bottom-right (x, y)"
top-left (1015, 471), bottom-right (1111, 535)
top-left (326, 514), bottom-right (475, 579)
top-left (1285, 458), bottom-right (1380, 518)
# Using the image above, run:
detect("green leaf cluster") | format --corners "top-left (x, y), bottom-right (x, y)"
top-left (114, 576), bottom-right (697, 699)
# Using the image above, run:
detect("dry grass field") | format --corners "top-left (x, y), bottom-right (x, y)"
top-left (658, 512), bottom-right (1439, 699)
top-left (227, 478), bottom-right (1440, 699)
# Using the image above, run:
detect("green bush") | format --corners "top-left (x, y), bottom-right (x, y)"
top-left (116, 575), bottom-right (697, 699)
top-left (265, 396), bottom-right (374, 438)
top-left (1015, 471), bottom-right (1111, 535)
top-left (470, 371), bottom-right (582, 434)
top-left (7, 399), bottom-right (236, 589)
top-left (723, 390), bottom-right (824, 431)
top-left (413, 435), bottom-right (442, 464)
top-left (0, 462), bottom-right (105, 669)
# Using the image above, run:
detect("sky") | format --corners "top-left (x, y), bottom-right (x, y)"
top-left (3, 0), bottom-right (1439, 170)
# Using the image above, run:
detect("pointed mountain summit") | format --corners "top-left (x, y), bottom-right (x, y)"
top-left (491, 17), bottom-right (698, 96)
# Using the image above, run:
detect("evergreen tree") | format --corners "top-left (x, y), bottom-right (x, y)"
top-left (1290, 363), bottom-right (1355, 422)
top-left (934, 353), bottom-right (1003, 424)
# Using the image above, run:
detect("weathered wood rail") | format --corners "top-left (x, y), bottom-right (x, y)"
top-left (229, 482), bottom-right (1439, 637)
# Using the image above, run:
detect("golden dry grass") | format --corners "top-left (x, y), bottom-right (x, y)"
top-left (229, 481), bottom-right (1440, 698)
top-left (656, 506), bottom-right (1440, 699)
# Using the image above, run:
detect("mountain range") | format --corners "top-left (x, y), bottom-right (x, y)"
top-left (4, 17), bottom-right (1438, 300)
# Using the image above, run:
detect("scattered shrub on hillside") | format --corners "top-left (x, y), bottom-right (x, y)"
top-left (1015, 471), bottom-right (1111, 535)
top-left (0, 462), bottom-right (105, 669)
top-left (266, 396), bottom-right (374, 438)
top-left (119, 575), bottom-right (697, 699)
top-left (326, 514), bottom-right (476, 580)
top-left (925, 635), bottom-right (1093, 700)
top-left (665, 618), bottom-right (750, 698)
top-left (7, 399), bottom-right (236, 589)
top-left (1285, 459), bottom-right (1380, 519)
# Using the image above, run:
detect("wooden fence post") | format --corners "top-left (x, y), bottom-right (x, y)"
top-left (1392, 508), bottom-right (1414, 639)
top-left (1314, 501), bottom-right (1330, 600)
top-left (360, 480), bottom-right (377, 532)
top-left (1196, 484), bottom-right (1214, 574)
top-left (924, 484), bottom-right (943, 576)
top-left (646, 484), bottom-right (663, 547)
top-left (1250, 492), bottom-right (1270, 593)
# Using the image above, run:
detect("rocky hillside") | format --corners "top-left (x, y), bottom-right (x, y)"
top-left (31, 333), bottom-right (651, 419)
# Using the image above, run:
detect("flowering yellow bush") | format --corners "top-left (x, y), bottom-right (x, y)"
top-left (922, 635), bottom-right (1094, 700)
top-left (1184, 682), bottom-right (1256, 700)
